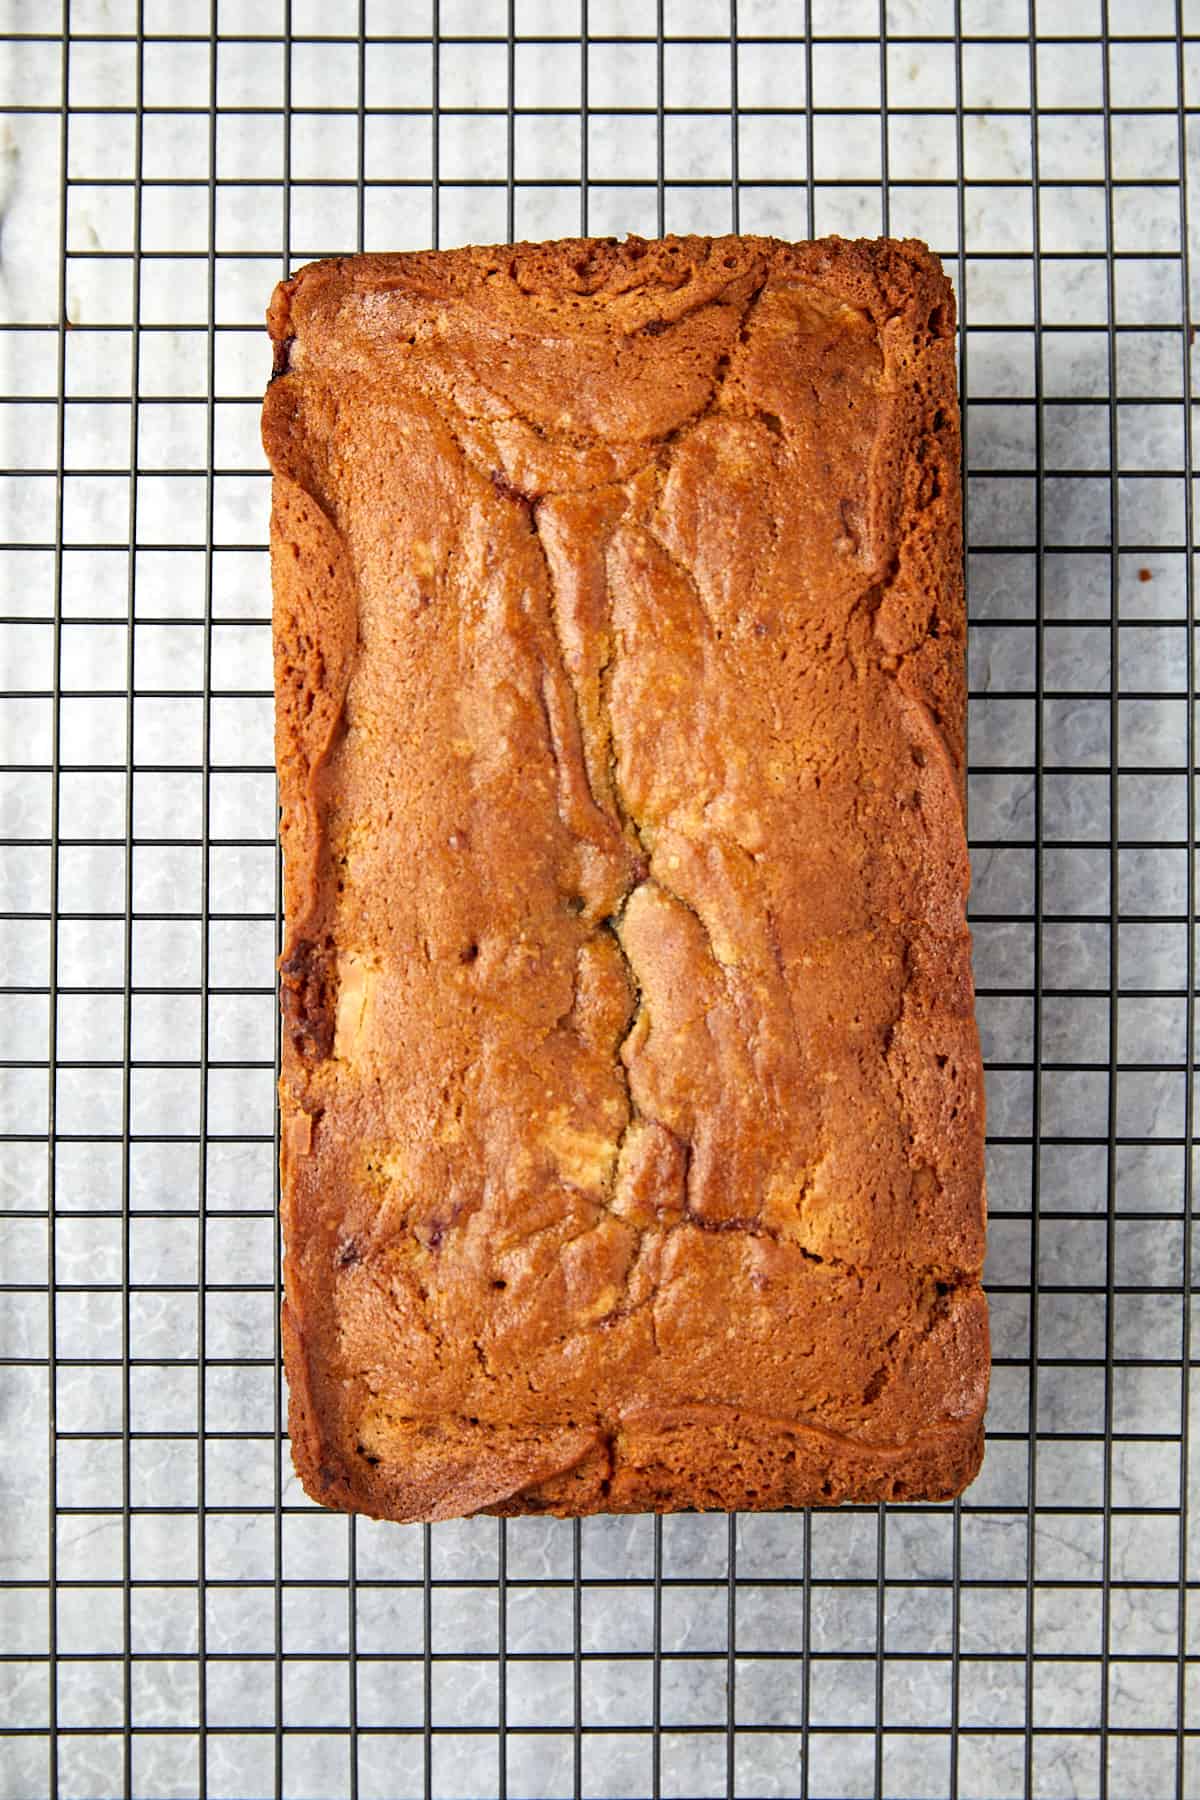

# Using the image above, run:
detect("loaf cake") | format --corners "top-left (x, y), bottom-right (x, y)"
top-left (263, 234), bottom-right (988, 1523)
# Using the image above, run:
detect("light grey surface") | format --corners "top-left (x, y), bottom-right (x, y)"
top-left (0, 1), bottom-right (1197, 1797)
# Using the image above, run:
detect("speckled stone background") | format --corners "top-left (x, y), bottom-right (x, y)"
top-left (0, 1), bottom-right (1197, 1797)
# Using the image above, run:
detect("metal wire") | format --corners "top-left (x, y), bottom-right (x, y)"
top-left (0, 3), bottom-right (1196, 1798)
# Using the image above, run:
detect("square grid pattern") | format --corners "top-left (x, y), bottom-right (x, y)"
top-left (0, 1), bottom-right (1197, 1797)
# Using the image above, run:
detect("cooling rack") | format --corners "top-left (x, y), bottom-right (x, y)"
top-left (0, 1), bottom-right (1196, 1797)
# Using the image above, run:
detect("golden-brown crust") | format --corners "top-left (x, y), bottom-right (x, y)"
top-left (264, 234), bottom-right (988, 1523)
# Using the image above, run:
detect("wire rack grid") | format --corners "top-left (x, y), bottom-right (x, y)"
top-left (0, 1), bottom-right (1196, 1798)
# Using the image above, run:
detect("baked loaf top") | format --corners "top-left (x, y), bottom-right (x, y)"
top-left (264, 234), bottom-right (988, 1523)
